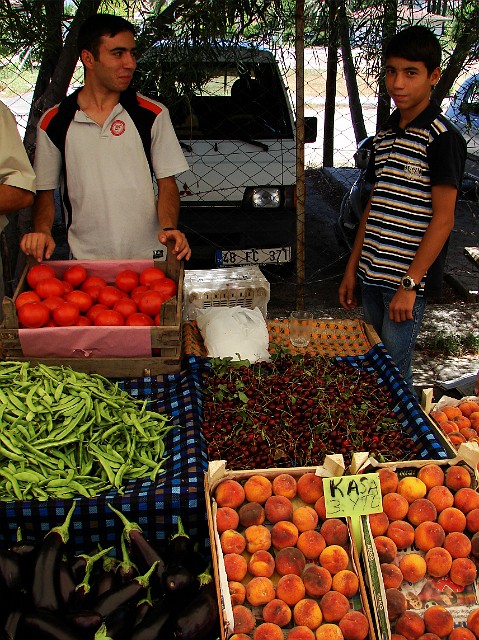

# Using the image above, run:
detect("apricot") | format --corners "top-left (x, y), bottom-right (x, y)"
top-left (443, 531), bottom-right (472, 558)
top-left (315, 624), bottom-right (344, 640)
top-left (454, 487), bottom-right (479, 514)
top-left (253, 622), bottom-right (283, 640)
top-left (262, 598), bottom-right (292, 627)
top-left (378, 468), bottom-right (399, 495)
top-left (398, 553), bottom-right (427, 583)
top-left (275, 573), bottom-right (306, 606)
top-left (437, 506), bottom-right (467, 533)
top-left (397, 476), bottom-right (427, 503)
top-left (331, 569), bottom-right (359, 598)
top-left (224, 553), bottom-right (248, 582)
top-left (423, 605), bottom-right (454, 638)
top-left (271, 520), bottom-right (299, 549)
top-left (417, 464), bottom-right (445, 490)
top-left (387, 521), bottom-right (415, 550)
top-left (381, 562), bottom-right (403, 589)
top-left (315, 496), bottom-right (327, 521)
top-left (382, 492), bottom-right (409, 521)
top-left (467, 608), bottom-right (479, 637)
top-left (233, 604), bottom-right (256, 635)
top-left (297, 530), bottom-right (327, 560)
top-left (368, 511), bottom-right (390, 537)
top-left (449, 628), bottom-right (477, 640)
top-left (467, 509), bottom-right (479, 534)
top-left (338, 611), bottom-right (370, 640)
top-left (319, 544), bottom-right (350, 574)
top-left (445, 465), bottom-right (472, 491)
top-left (220, 529), bottom-right (246, 555)
top-left (275, 546), bottom-right (306, 576)
top-left (407, 499), bottom-right (437, 527)
top-left (425, 547), bottom-right (452, 577)
top-left (248, 549), bottom-right (275, 577)
top-left (293, 505), bottom-right (319, 532)
top-left (450, 557), bottom-right (477, 586)
top-left (238, 501), bottom-right (265, 527)
top-left (319, 591), bottom-right (350, 623)
top-left (374, 535), bottom-right (398, 564)
top-left (289, 627), bottom-right (315, 640)
top-left (302, 564), bottom-right (333, 598)
top-left (264, 495), bottom-right (293, 523)
top-left (297, 472), bottom-right (324, 504)
top-left (244, 475), bottom-right (272, 504)
top-left (245, 576), bottom-right (275, 606)
top-left (395, 611), bottom-right (425, 640)
top-left (294, 598), bottom-right (323, 630)
top-left (427, 485), bottom-right (454, 513)
top-left (320, 518), bottom-right (349, 547)
top-left (215, 479), bottom-right (245, 508)
top-left (244, 524), bottom-right (271, 553)
top-left (386, 588), bottom-right (407, 621)
top-left (272, 472), bottom-right (297, 498)
top-left (229, 581), bottom-right (246, 606)
top-left (216, 506), bottom-right (240, 534)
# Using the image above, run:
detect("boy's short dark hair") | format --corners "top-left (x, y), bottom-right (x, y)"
top-left (385, 25), bottom-right (442, 74)
top-left (78, 14), bottom-right (136, 59)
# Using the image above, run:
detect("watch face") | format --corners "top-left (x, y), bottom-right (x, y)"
top-left (402, 276), bottom-right (414, 289)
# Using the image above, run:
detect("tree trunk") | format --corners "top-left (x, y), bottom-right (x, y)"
top-left (323, 0), bottom-right (338, 167)
top-left (376, 0), bottom-right (397, 130)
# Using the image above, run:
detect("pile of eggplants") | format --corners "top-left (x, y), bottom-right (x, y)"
top-left (0, 503), bottom-right (219, 640)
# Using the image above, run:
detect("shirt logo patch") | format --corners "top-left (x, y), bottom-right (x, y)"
top-left (110, 120), bottom-right (126, 136)
top-left (405, 163), bottom-right (422, 180)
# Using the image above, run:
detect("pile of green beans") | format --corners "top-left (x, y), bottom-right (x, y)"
top-left (0, 361), bottom-right (174, 501)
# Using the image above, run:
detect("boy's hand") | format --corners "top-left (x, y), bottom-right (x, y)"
top-left (338, 273), bottom-right (358, 310)
top-left (389, 288), bottom-right (416, 322)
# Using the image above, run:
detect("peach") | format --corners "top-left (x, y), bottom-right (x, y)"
top-left (378, 468), bottom-right (399, 494)
top-left (417, 634), bottom-right (441, 640)
top-left (289, 627), bottom-right (315, 640)
top-left (238, 501), bottom-right (265, 527)
top-left (414, 521), bottom-right (445, 552)
top-left (458, 400), bottom-right (479, 416)
top-left (331, 569), bottom-right (359, 598)
top-left (244, 475), bottom-right (272, 504)
top-left (450, 557), bottom-right (477, 586)
top-left (454, 487), bottom-right (479, 514)
top-left (386, 588), bottom-right (407, 621)
top-left (467, 508), bottom-right (479, 533)
top-left (407, 499), bottom-right (437, 527)
top-left (216, 506), bottom-right (240, 534)
top-left (319, 544), bottom-right (350, 574)
top-left (230, 635), bottom-right (252, 640)
top-left (319, 591), bottom-right (350, 623)
top-left (302, 564), bottom-right (333, 598)
top-left (245, 576), bottom-right (275, 606)
top-left (395, 611), bottom-right (426, 640)
top-left (275, 546), bottom-right (306, 576)
top-left (425, 547), bottom-right (452, 577)
top-left (262, 598), bottom-right (292, 627)
top-left (315, 496), bottom-right (327, 521)
top-left (215, 479), bottom-right (245, 508)
top-left (391, 636), bottom-right (408, 640)
top-left (229, 581), bottom-right (246, 605)
top-left (264, 495), bottom-right (293, 523)
top-left (445, 465), bottom-right (472, 491)
top-left (275, 573), bottom-right (306, 605)
top-left (472, 531), bottom-right (479, 558)
top-left (293, 505), bottom-right (320, 532)
top-left (271, 520), bottom-right (299, 549)
top-left (248, 549), bottom-right (275, 577)
top-left (272, 472), bottom-right (297, 498)
top-left (467, 608), bottom-right (479, 637)
top-left (374, 535), bottom-right (398, 564)
top-left (382, 492), bottom-right (409, 521)
top-left (224, 553), bottom-right (248, 582)
top-left (338, 611), bottom-right (370, 640)
top-left (220, 529), bottom-right (246, 555)
top-left (244, 524), bottom-right (271, 553)
top-left (399, 553), bottom-right (427, 583)
top-left (437, 506), bottom-right (467, 533)
top-left (427, 485), bottom-right (454, 513)
top-left (320, 518), bottom-right (349, 547)
top-left (368, 511), bottom-right (390, 537)
top-left (417, 464), bottom-right (445, 490)
top-left (297, 530), bottom-right (327, 560)
top-left (444, 531), bottom-right (472, 558)
top-left (387, 521), bottom-right (415, 550)
top-left (423, 605), bottom-right (454, 638)
top-left (397, 476), bottom-right (427, 503)
top-left (233, 604), bottom-right (256, 635)
top-left (297, 473), bottom-right (324, 504)
top-left (315, 624), bottom-right (344, 640)
top-left (381, 562), bottom-right (403, 589)
top-left (294, 598), bottom-right (323, 630)
top-left (253, 622), bottom-right (283, 640)
top-left (449, 628), bottom-right (477, 640)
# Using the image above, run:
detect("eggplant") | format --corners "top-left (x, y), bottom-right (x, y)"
top-left (72, 547), bottom-right (114, 609)
top-left (131, 599), bottom-right (171, 640)
top-left (65, 610), bottom-right (103, 637)
top-left (103, 603), bottom-right (137, 640)
top-left (167, 517), bottom-right (206, 574)
top-left (116, 534), bottom-right (138, 584)
top-left (4, 609), bottom-right (22, 640)
top-left (16, 609), bottom-right (83, 640)
top-left (133, 590), bottom-right (155, 627)
top-left (0, 549), bottom-right (23, 593)
top-left (162, 561), bottom-right (196, 599)
top-left (58, 559), bottom-right (76, 607)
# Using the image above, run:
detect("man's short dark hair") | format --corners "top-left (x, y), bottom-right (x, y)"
top-left (385, 25), bottom-right (442, 74)
top-left (78, 14), bottom-right (136, 59)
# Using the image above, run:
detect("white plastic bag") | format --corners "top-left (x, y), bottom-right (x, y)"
top-left (196, 307), bottom-right (270, 362)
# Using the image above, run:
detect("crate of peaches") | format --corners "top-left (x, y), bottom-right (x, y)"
top-left (205, 460), bottom-right (375, 640)
top-left (354, 445), bottom-right (479, 640)
top-left (427, 397), bottom-right (479, 451)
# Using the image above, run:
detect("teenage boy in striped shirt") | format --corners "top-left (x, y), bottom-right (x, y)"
top-left (339, 25), bottom-right (466, 395)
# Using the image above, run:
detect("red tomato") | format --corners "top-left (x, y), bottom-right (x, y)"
top-left (18, 302), bottom-right (50, 328)
top-left (35, 277), bottom-right (66, 299)
top-left (87, 304), bottom-right (108, 323)
top-left (115, 269), bottom-right (139, 293)
top-left (98, 286), bottom-right (125, 308)
top-left (75, 316), bottom-right (92, 326)
top-left (81, 276), bottom-right (107, 292)
top-left (15, 290), bottom-right (41, 310)
top-left (53, 302), bottom-right (80, 327)
top-left (43, 296), bottom-right (65, 312)
top-left (139, 267), bottom-right (166, 287)
top-left (62, 281), bottom-right (73, 295)
top-left (26, 264), bottom-right (56, 289)
top-left (113, 298), bottom-right (137, 319)
top-left (138, 291), bottom-right (164, 317)
top-left (65, 290), bottom-right (93, 314)
top-left (94, 309), bottom-right (124, 326)
top-left (45, 319), bottom-right (57, 327)
top-left (130, 286), bottom-right (149, 304)
top-left (126, 313), bottom-right (154, 326)
top-left (154, 313), bottom-right (161, 326)
top-left (62, 264), bottom-right (88, 288)
top-left (82, 284), bottom-right (102, 302)
top-left (150, 277), bottom-right (177, 300)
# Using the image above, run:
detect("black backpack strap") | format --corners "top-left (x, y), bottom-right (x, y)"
top-left (120, 88), bottom-right (157, 174)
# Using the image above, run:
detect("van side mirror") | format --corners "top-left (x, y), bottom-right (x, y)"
top-left (304, 117), bottom-right (317, 143)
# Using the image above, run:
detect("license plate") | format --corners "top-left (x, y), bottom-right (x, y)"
top-left (215, 246), bottom-right (292, 266)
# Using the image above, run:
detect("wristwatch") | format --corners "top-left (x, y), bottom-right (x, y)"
top-left (400, 275), bottom-right (421, 291)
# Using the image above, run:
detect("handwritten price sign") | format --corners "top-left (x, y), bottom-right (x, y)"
top-left (323, 473), bottom-right (383, 518)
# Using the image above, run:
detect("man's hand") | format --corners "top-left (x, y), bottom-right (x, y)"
top-left (158, 228), bottom-right (191, 261)
top-left (338, 272), bottom-right (358, 310)
top-left (389, 288), bottom-right (416, 323)
top-left (20, 231), bottom-right (56, 262)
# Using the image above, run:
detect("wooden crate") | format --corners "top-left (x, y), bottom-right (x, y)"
top-left (0, 246), bottom-right (184, 377)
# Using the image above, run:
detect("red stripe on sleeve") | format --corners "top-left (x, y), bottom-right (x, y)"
top-left (40, 106), bottom-right (60, 131)
top-left (137, 96), bottom-right (162, 115)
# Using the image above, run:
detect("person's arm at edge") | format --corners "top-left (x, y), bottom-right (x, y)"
top-left (0, 185), bottom-right (33, 214)
top-left (156, 175), bottom-right (191, 261)
top-left (19, 189), bottom-right (56, 262)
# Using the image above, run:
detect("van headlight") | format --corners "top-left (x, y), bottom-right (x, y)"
top-left (243, 186), bottom-right (295, 209)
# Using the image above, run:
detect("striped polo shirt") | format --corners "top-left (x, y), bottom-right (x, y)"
top-left (359, 102), bottom-right (466, 296)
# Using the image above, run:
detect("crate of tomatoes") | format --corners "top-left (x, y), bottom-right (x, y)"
top-left (0, 245), bottom-right (184, 376)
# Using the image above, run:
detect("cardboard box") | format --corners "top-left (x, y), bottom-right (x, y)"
top-left (205, 459), bottom-right (376, 640)
top-left (0, 248), bottom-right (183, 377)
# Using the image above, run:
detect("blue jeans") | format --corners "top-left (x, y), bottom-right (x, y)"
top-left (361, 283), bottom-right (427, 393)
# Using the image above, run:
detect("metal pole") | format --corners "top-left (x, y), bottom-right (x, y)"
top-left (295, 0), bottom-right (305, 310)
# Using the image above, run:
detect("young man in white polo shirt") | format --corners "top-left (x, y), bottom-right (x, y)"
top-left (20, 14), bottom-right (190, 262)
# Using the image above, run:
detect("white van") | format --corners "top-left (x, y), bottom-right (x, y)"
top-left (445, 74), bottom-right (479, 181)
top-left (137, 43), bottom-right (317, 269)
